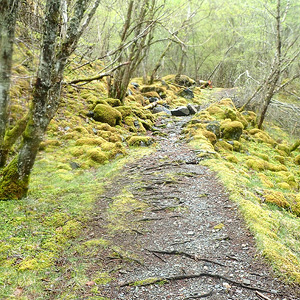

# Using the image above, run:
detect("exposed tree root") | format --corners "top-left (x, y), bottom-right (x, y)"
top-left (146, 249), bottom-right (226, 267)
top-left (120, 272), bottom-right (278, 295)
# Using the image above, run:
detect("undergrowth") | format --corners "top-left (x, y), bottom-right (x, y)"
top-left (0, 147), bottom-right (152, 299)
top-left (183, 98), bottom-right (300, 284)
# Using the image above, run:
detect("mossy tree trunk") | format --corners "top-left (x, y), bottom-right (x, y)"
top-left (0, 0), bottom-right (101, 200)
top-left (0, 0), bottom-right (19, 167)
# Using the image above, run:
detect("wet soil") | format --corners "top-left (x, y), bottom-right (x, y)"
top-left (84, 115), bottom-right (300, 300)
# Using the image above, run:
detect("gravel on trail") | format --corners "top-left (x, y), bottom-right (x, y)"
top-left (86, 115), bottom-right (300, 300)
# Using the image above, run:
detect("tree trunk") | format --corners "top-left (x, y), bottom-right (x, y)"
top-left (0, 0), bottom-right (19, 166)
top-left (0, 0), bottom-right (101, 199)
top-left (149, 41), bottom-right (172, 85)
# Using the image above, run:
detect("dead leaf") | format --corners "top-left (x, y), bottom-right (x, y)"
top-left (13, 287), bottom-right (23, 297)
top-left (85, 281), bottom-right (95, 286)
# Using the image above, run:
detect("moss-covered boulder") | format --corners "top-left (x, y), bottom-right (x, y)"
top-left (220, 120), bottom-right (244, 140)
top-left (127, 136), bottom-right (154, 147)
top-left (206, 121), bottom-right (221, 138)
top-left (93, 104), bottom-right (122, 127)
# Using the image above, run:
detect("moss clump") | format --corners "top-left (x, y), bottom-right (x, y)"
top-left (248, 129), bottom-right (276, 146)
top-left (274, 155), bottom-right (285, 164)
top-left (201, 129), bottom-right (217, 144)
top-left (241, 111), bottom-right (257, 127)
top-left (220, 120), bottom-right (244, 140)
top-left (75, 137), bottom-right (106, 146)
top-left (93, 104), bottom-right (122, 126)
top-left (115, 106), bottom-right (132, 118)
top-left (246, 158), bottom-right (265, 171)
top-left (215, 140), bottom-right (233, 152)
top-left (277, 144), bottom-right (290, 155)
top-left (294, 154), bottom-right (300, 165)
top-left (263, 190), bottom-right (290, 209)
top-left (39, 139), bottom-right (62, 150)
top-left (105, 98), bottom-right (122, 107)
top-left (225, 155), bottom-right (239, 163)
top-left (207, 105), bottom-right (226, 119)
top-left (127, 136), bottom-right (154, 147)
top-left (277, 182), bottom-right (291, 190)
top-left (258, 173), bottom-right (274, 188)
top-left (87, 149), bottom-right (108, 164)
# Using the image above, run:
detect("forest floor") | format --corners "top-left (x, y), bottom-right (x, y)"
top-left (78, 113), bottom-right (300, 300)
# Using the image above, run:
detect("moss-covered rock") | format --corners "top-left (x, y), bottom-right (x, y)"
top-left (205, 121), bottom-right (221, 138)
top-left (220, 120), bottom-right (244, 140)
top-left (93, 104), bottom-right (122, 126)
top-left (127, 136), bottom-right (154, 147)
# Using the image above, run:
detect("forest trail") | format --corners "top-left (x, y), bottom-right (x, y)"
top-left (82, 114), bottom-right (300, 300)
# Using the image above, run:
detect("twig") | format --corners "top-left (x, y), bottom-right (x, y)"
top-left (145, 249), bottom-right (225, 267)
top-left (120, 272), bottom-right (279, 295)
top-left (256, 291), bottom-right (272, 300)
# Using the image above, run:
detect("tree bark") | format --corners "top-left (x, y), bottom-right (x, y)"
top-left (0, 0), bottom-right (19, 166)
top-left (0, 0), bottom-right (101, 200)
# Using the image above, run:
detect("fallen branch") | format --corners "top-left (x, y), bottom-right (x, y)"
top-left (144, 101), bottom-right (159, 110)
top-left (68, 61), bottom-right (130, 84)
top-left (120, 272), bottom-right (278, 295)
top-left (146, 249), bottom-right (225, 267)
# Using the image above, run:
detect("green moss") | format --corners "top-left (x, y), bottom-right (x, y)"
top-left (274, 155), bottom-right (285, 164)
top-left (220, 120), bottom-right (244, 140)
top-left (278, 182), bottom-right (291, 190)
top-left (241, 111), bottom-right (257, 127)
top-left (93, 272), bottom-right (113, 285)
top-left (127, 136), bottom-right (154, 147)
top-left (105, 98), bottom-right (122, 107)
top-left (277, 144), bottom-right (291, 155)
top-left (132, 277), bottom-right (162, 286)
top-left (246, 158), bottom-right (265, 171)
top-left (93, 104), bottom-right (122, 127)
top-left (263, 190), bottom-right (290, 209)
top-left (87, 149), bottom-right (108, 164)
top-left (75, 137), bottom-right (106, 146)
top-left (294, 154), bottom-right (300, 165)
top-left (225, 155), bottom-right (239, 163)
top-left (0, 157), bottom-right (29, 200)
top-left (258, 173), bottom-right (274, 188)
top-left (215, 140), bottom-right (233, 152)
top-left (115, 106), bottom-right (132, 118)
top-left (83, 238), bottom-right (110, 249)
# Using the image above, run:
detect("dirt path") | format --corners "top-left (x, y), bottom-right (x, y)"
top-left (84, 115), bottom-right (300, 300)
